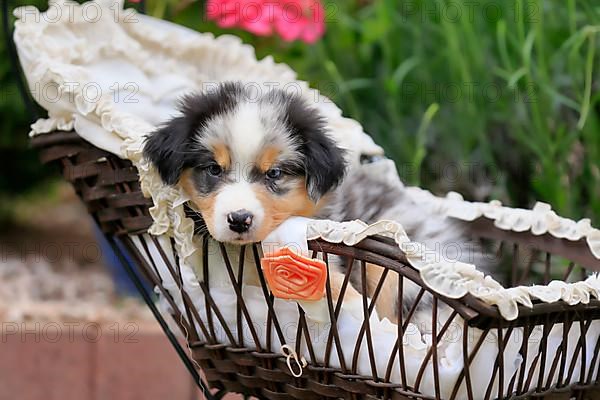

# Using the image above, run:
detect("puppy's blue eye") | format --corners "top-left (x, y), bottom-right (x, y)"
top-left (206, 164), bottom-right (222, 177)
top-left (266, 168), bottom-right (282, 180)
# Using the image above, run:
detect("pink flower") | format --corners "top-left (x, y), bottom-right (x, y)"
top-left (206, 0), bottom-right (325, 43)
top-left (275, 0), bottom-right (325, 43)
top-left (206, 0), bottom-right (273, 36)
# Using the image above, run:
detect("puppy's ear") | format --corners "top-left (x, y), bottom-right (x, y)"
top-left (143, 115), bottom-right (194, 185)
top-left (143, 82), bottom-right (244, 185)
top-left (285, 96), bottom-right (347, 201)
top-left (303, 133), bottom-right (347, 201)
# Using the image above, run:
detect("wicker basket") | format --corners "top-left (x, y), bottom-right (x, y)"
top-left (30, 130), bottom-right (600, 400)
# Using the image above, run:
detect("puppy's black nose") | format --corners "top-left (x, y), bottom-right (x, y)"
top-left (227, 210), bottom-right (253, 233)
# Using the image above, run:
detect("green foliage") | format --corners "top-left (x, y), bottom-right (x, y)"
top-left (1, 0), bottom-right (55, 201)
top-left (310, 0), bottom-right (600, 222)
top-left (2, 0), bottom-right (599, 224)
top-left (158, 0), bottom-right (600, 221)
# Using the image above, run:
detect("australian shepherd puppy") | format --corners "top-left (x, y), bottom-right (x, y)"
top-left (144, 81), bottom-right (490, 326)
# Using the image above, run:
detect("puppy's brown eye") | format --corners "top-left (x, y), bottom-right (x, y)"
top-left (266, 168), bottom-right (282, 180)
top-left (206, 164), bottom-right (222, 177)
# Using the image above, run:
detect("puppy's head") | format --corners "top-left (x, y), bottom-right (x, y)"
top-left (143, 82), bottom-right (346, 244)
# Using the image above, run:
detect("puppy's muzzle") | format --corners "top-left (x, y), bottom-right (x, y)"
top-left (227, 209), bottom-right (253, 233)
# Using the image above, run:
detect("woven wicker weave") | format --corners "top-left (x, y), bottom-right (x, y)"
top-left (31, 131), bottom-right (600, 400)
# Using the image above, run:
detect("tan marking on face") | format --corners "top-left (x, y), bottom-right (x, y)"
top-left (253, 179), bottom-right (325, 240)
top-left (256, 146), bottom-right (281, 172)
top-left (212, 143), bottom-right (231, 169)
top-left (179, 169), bottom-right (218, 232)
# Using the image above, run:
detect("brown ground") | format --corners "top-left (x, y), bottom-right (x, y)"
top-left (0, 181), bottom-right (152, 323)
top-left (0, 182), bottom-right (240, 399)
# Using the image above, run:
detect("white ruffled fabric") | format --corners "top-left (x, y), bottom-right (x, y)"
top-left (15, 0), bottom-right (382, 162)
top-left (15, 0), bottom-right (383, 307)
top-left (14, 0), bottom-right (600, 397)
top-left (305, 218), bottom-right (600, 321)
top-left (406, 187), bottom-right (600, 259)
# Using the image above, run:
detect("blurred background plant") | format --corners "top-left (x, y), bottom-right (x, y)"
top-left (2, 0), bottom-right (599, 224)
top-left (1, 0), bottom-right (51, 223)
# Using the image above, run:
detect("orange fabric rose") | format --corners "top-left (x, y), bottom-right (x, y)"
top-left (261, 247), bottom-right (327, 301)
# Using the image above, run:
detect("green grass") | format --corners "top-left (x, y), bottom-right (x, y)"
top-left (2, 0), bottom-right (600, 225)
